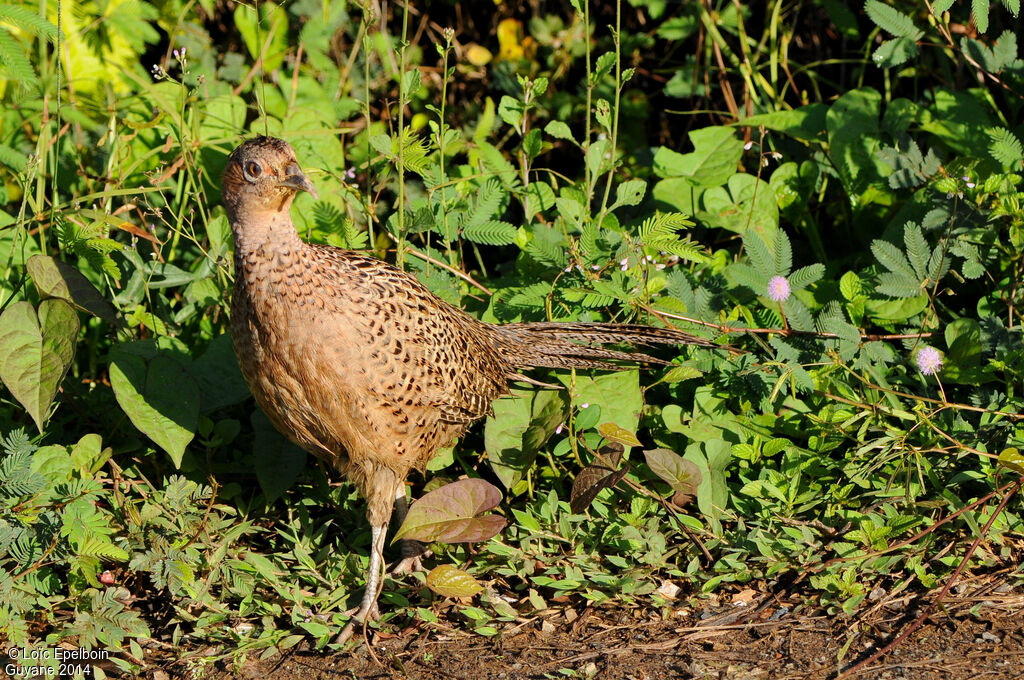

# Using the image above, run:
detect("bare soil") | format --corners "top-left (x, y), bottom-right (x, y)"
top-left (184, 584), bottom-right (1024, 680)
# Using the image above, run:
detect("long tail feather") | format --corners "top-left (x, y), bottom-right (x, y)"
top-left (495, 321), bottom-right (716, 371)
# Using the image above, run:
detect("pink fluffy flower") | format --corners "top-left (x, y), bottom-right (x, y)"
top-left (767, 276), bottom-right (791, 302)
top-left (915, 346), bottom-right (943, 376)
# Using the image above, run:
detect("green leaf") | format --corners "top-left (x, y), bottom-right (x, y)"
top-left (0, 299), bottom-right (79, 432)
top-left (498, 95), bottom-right (524, 130)
top-left (233, 2), bottom-right (289, 72)
top-left (864, 1), bottom-right (923, 38)
top-left (558, 370), bottom-right (643, 435)
top-left (826, 88), bottom-right (887, 202)
top-left (653, 126), bottom-right (744, 186)
top-left (251, 411), bottom-right (306, 502)
top-left (485, 388), bottom-right (568, 490)
top-left (188, 334), bottom-right (251, 413)
top-left (26, 255), bottom-right (118, 323)
top-left (613, 179), bottom-right (647, 208)
top-left (997, 448), bottom-right (1024, 474)
top-left (972, 0), bottom-right (989, 33)
top-left (426, 564), bottom-right (484, 598)
top-left (462, 220), bottom-right (517, 246)
top-left (698, 173), bottom-right (779, 243)
top-left (872, 37), bottom-right (920, 67)
top-left (738, 104), bottom-right (828, 141)
top-left (109, 343), bottom-right (198, 467)
top-left (987, 127), bottom-right (1024, 168)
top-left (0, 4), bottom-right (58, 40)
top-left (394, 478), bottom-right (506, 543)
top-left (545, 120), bottom-right (575, 143)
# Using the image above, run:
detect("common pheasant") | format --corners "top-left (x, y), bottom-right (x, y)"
top-left (222, 136), bottom-right (717, 643)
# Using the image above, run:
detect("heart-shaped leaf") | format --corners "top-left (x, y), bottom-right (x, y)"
top-left (394, 478), bottom-right (506, 544)
top-left (644, 448), bottom-right (702, 504)
top-left (109, 342), bottom-right (198, 467)
top-left (426, 564), bottom-right (483, 598)
top-left (26, 254), bottom-right (118, 323)
top-left (570, 443), bottom-right (631, 513)
top-left (0, 299), bottom-right (79, 432)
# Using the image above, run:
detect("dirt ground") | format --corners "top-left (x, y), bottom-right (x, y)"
top-left (180, 583), bottom-right (1024, 680)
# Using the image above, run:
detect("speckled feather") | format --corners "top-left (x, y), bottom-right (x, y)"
top-left (223, 138), bottom-right (716, 620)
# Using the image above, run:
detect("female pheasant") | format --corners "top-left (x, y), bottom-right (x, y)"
top-left (222, 136), bottom-right (716, 643)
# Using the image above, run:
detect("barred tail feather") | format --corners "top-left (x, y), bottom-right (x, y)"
top-left (495, 321), bottom-right (714, 371)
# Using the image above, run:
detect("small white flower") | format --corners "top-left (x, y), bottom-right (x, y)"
top-left (744, 141), bottom-right (754, 150)
top-left (580, 402), bottom-right (590, 409)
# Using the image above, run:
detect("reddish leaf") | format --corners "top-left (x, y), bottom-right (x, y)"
top-left (644, 448), bottom-right (701, 501)
top-left (393, 478), bottom-right (506, 544)
top-left (570, 443), bottom-right (629, 513)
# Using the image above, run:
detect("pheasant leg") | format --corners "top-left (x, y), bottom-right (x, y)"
top-left (334, 521), bottom-right (387, 644)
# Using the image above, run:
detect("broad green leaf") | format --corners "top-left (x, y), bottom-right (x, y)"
top-left (251, 411), bottom-right (307, 502)
top-left (26, 255), bottom-right (118, 323)
top-left (612, 179), bottom-right (646, 208)
top-left (657, 365), bottom-right (703, 384)
top-left (545, 120), bottom-right (575, 143)
top-left (737, 104), bottom-right (828, 141)
top-left (653, 126), bottom-right (744, 186)
top-left (0, 299), bottom-right (79, 432)
top-left (426, 564), bottom-right (483, 598)
top-left (109, 343), bottom-right (198, 467)
top-left (189, 334), bottom-right (252, 413)
top-left (826, 88), bottom-right (888, 203)
top-left (485, 387), bottom-right (568, 491)
top-left (684, 438), bottom-right (731, 535)
top-left (699, 173), bottom-right (779, 243)
top-left (558, 370), bottom-right (643, 435)
top-left (393, 478), bottom-right (506, 544)
top-left (234, 2), bottom-right (289, 72)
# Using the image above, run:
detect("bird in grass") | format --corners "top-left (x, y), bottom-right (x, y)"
top-left (222, 136), bottom-right (719, 643)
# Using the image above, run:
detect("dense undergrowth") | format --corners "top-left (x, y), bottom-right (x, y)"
top-left (1, 0), bottom-right (1024, 675)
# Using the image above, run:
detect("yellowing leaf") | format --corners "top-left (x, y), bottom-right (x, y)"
top-left (598, 422), bottom-right (642, 448)
top-left (426, 564), bottom-right (483, 598)
top-left (466, 44), bottom-right (493, 66)
top-left (998, 448), bottom-right (1024, 474)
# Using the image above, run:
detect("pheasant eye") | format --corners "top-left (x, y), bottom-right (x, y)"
top-left (244, 161), bottom-right (262, 180)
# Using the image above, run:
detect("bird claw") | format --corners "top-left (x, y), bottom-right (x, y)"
top-left (390, 540), bottom-right (431, 575)
top-left (333, 602), bottom-right (380, 645)
top-left (389, 554), bottom-right (426, 575)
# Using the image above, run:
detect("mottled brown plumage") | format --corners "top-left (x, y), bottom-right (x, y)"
top-left (223, 137), bottom-right (717, 643)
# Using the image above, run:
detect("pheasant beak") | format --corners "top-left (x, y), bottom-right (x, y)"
top-left (279, 163), bottom-right (319, 200)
